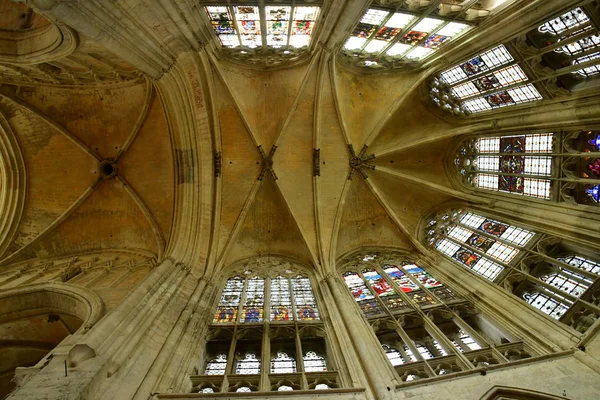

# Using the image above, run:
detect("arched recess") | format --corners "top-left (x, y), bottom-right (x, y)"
top-left (0, 0), bottom-right (77, 64)
top-left (481, 385), bottom-right (572, 400)
top-left (0, 282), bottom-right (104, 398)
top-left (0, 110), bottom-right (26, 260)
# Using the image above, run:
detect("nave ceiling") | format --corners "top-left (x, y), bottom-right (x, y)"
top-left (0, 0), bottom-right (597, 278)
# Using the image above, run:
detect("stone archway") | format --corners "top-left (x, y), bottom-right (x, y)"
top-left (480, 386), bottom-right (573, 400)
top-left (0, 283), bottom-right (103, 398)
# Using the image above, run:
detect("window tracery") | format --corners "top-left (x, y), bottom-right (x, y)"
top-left (339, 250), bottom-right (533, 384)
top-left (453, 130), bottom-right (600, 206)
top-left (340, 1), bottom-right (510, 70)
top-left (426, 209), bottom-right (600, 333)
top-left (191, 257), bottom-right (337, 393)
top-left (431, 5), bottom-right (600, 115)
top-left (201, 1), bottom-right (321, 66)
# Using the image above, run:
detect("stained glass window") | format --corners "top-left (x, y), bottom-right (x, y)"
top-left (342, 272), bottom-right (384, 317)
top-left (539, 8), bottom-right (590, 36)
top-left (382, 344), bottom-right (405, 366)
top-left (293, 276), bottom-right (320, 320)
top-left (343, 7), bottom-right (471, 62)
top-left (524, 291), bottom-right (571, 320)
top-left (236, 353), bottom-right (261, 375)
top-left (342, 261), bottom-right (459, 318)
top-left (458, 133), bottom-right (555, 199)
top-left (205, 4), bottom-right (320, 50)
top-left (559, 256), bottom-right (600, 274)
top-left (435, 45), bottom-right (541, 114)
top-left (215, 274), bottom-right (319, 324)
top-left (303, 351), bottom-right (327, 372)
top-left (452, 330), bottom-right (481, 352)
top-left (271, 276), bottom-right (292, 321)
top-left (205, 354), bottom-right (227, 375)
top-left (431, 211), bottom-right (535, 281)
top-left (242, 277), bottom-right (264, 322)
top-left (270, 352), bottom-right (296, 373)
top-left (214, 276), bottom-right (243, 323)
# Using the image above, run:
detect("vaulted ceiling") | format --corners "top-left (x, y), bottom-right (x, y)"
top-left (0, 0), bottom-right (595, 277)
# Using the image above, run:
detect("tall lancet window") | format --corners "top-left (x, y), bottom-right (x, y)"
top-left (426, 209), bottom-right (600, 333)
top-left (453, 130), bottom-right (600, 206)
top-left (339, 251), bottom-right (535, 384)
top-left (192, 259), bottom-right (337, 394)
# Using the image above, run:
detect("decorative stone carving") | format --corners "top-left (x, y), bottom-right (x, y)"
top-left (347, 144), bottom-right (376, 180)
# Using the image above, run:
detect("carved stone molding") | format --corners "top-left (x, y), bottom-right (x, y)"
top-left (0, 21), bottom-right (78, 65)
top-left (0, 109), bottom-right (26, 261)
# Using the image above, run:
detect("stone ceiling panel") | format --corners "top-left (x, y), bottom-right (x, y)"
top-left (217, 60), bottom-right (311, 150)
top-left (0, 98), bottom-right (98, 259)
top-left (335, 177), bottom-right (413, 260)
top-left (119, 93), bottom-right (174, 243)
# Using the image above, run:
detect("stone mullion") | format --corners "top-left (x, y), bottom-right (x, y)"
top-left (440, 234), bottom-right (516, 275)
top-left (325, 275), bottom-right (397, 399)
top-left (454, 219), bottom-right (539, 256)
top-left (284, 0), bottom-right (295, 48)
top-left (451, 314), bottom-right (494, 350)
top-left (261, 277), bottom-right (272, 390)
top-left (356, 270), bottom-right (396, 316)
top-left (375, 0), bottom-right (444, 57)
top-left (315, 276), bottom-right (363, 389)
top-left (422, 314), bottom-right (474, 369)
top-left (259, 0), bottom-right (268, 49)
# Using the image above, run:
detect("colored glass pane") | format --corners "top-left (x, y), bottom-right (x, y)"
top-left (342, 272), bottom-right (384, 317)
top-left (205, 354), bottom-right (227, 375)
top-left (270, 276), bottom-right (292, 321)
top-left (586, 185), bottom-right (599, 203)
top-left (214, 277), bottom-right (243, 323)
top-left (241, 277), bottom-right (264, 323)
top-left (292, 276), bottom-right (320, 320)
top-left (405, 265), bottom-right (443, 289)
top-left (270, 352), bottom-right (296, 373)
top-left (383, 266), bottom-right (419, 292)
top-left (236, 353), bottom-right (261, 374)
top-left (303, 351), bottom-right (327, 372)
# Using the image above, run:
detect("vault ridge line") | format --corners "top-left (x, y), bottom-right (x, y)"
top-left (200, 51), bottom-right (223, 274)
top-left (272, 48), bottom-right (323, 149)
top-left (313, 52), bottom-right (330, 272)
top-left (116, 175), bottom-right (166, 261)
top-left (206, 52), bottom-right (262, 149)
top-left (362, 67), bottom-right (436, 148)
top-left (376, 165), bottom-right (491, 205)
top-left (364, 176), bottom-right (429, 256)
top-left (273, 178), bottom-right (320, 269)
top-left (329, 55), bottom-right (352, 146)
top-left (0, 177), bottom-right (104, 266)
top-left (0, 109), bottom-right (26, 262)
top-left (115, 77), bottom-right (154, 162)
top-left (328, 178), bottom-right (352, 270)
top-left (374, 124), bottom-right (489, 158)
top-left (215, 178), bottom-right (263, 270)
top-left (0, 85), bottom-right (102, 162)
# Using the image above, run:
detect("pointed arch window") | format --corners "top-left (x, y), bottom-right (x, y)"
top-left (339, 252), bottom-right (532, 384)
top-left (454, 130), bottom-right (600, 205)
top-left (194, 263), bottom-right (336, 393)
top-left (426, 209), bottom-right (600, 331)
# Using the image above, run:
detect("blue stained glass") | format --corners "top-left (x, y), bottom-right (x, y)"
top-left (587, 185), bottom-right (600, 203)
top-left (590, 133), bottom-right (600, 150)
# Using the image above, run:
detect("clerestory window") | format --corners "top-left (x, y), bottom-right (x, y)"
top-left (426, 209), bottom-right (600, 332)
top-left (339, 251), bottom-right (532, 383)
top-left (191, 261), bottom-right (338, 393)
